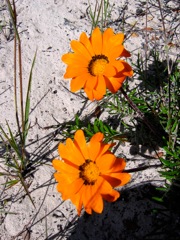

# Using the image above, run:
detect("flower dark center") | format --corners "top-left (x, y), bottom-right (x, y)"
top-left (79, 159), bottom-right (100, 185)
top-left (88, 54), bottom-right (109, 76)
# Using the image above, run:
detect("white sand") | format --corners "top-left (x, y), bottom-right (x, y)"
top-left (0, 0), bottom-right (179, 239)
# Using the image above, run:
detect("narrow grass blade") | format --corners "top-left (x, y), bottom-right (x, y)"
top-left (18, 173), bottom-right (36, 208)
top-left (23, 50), bottom-right (37, 143)
top-left (6, 0), bottom-right (20, 41)
top-left (4, 179), bottom-right (19, 188)
top-left (0, 124), bottom-right (21, 161)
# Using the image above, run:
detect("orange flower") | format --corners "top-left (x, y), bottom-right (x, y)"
top-left (52, 130), bottom-right (131, 215)
top-left (62, 27), bottom-right (133, 100)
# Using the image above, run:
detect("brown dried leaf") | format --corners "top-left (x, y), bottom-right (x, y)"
top-left (142, 27), bottom-right (154, 31)
top-left (168, 42), bottom-right (177, 47)
top-left (147, 16), bottom-right (154, 21)
top-left (152, 152), bottom-right (164, 159)
top-left (151, 35), bottom-right (159, 41)
top-left (130, 32), bottom-right (139, 37)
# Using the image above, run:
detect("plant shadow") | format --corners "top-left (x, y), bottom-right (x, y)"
top-left (46, 183), bottom-right (180, 240)
top-left (123, 55), bottom-right (179, 150)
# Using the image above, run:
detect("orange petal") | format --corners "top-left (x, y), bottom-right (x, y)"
top-left (55, 174), bottom-right (79, 189)
top-left (61, 53), bottom-right (74, 64)
top-left (85, 75), bottom-right (98, 90)
top-left (70, 74), bottom-right (88, 92)
top-left (91, 195), bottom-right (103, 214)
top-left (108, 45), bottom-right (124, 60)
top-left (104, 76), bottom-right (116, 93)
top-left (66, 138), bottom-right (85, 164)
top-left (71, 185), bottom-right (85, 215)
top-left (102, 28), bottom-right (114, 55)
top-left (97, 143), bottom-right (114, 159)
top-left (97, 176), bottom-right (113, 194)
top-left (91, 27), bottom-right (103, 55)
top-left (94, 177), bottom-right (120, 203)
top-left (104, 63), bottom-right (117, 77)
top-left (52, 159), bottom-right (79, 173)
top-left (121, 61), bottom-right (133, 77)
top-left (88, 192), bottom-right (103, 214)
top-left (82, 185), bottom-right (93, 214)
top-left (58, 143), bottom-right (78, 168)
top-left (105, 76), bottom-right (124, 93)
top-left (58, 143), bottom-right (70, 161)
top-left (54, 172), bottom-right (71, 185)
top-left (109, 33), bottom-right (124, 46)
top-left (92, 89), bottom-right (104, 101)
top-left (112, 60), bottom-right (124, 72)
top-left (84, 87), bottom-right (94, 100)
top-left (59, 178), bottom-right (84, 200)
top-left (102, 189), bottom-right (120, 202)
top-left (58, 139), bottom-right (85, 166)
top-left (115, 172), bottom-right (131, 186)
top-left (88, 141), bottom-right (101, 161)
top-left (54, 171), bottom-right (78, 186)
top-left (71, 40), bottom-right (91, 60)
top-left (82, 181), bottom-right (104, 214)
top-left (90, 132), bottom-right (104, 142)
top-left (88, 132), bottom-right (104, 160)
top-left (101, 174), bottom-right (122, 187)
top-left (94, 75), bottom-right (106, 97)
top-left (74, 130), bottom-right (89, 159)
top-left (96, 153), bottom-right (116, 172)
top-left (109, 158), bottom-right (126, 172)
top-left (102, 172), bottom-right (131, 187)
top-left (64, 65), bottom-right (87, 78)
top-left (80, 32), bottom-right (94, 56)
top-left (103, 28), bottom-right (114, 41)
top-left (61, 53), bottom-right (88, 67)
top-left (121, 48), bottom-right (131, 57)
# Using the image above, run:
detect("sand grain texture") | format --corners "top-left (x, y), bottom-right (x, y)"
top-left (0, 0), bottom-right (179, 239)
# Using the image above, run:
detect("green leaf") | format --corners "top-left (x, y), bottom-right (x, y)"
top-left (98, 120), bottom-right (104, 133)
top-left (93, 123), bottom-right (99, 133)
top-left (6, 0), bottom-right (20, 41)
top-left (159, 170), bottom-right (179, 177)
top-left (103, 125), bottom-right (110, 134)
top-left (0, 123), bottom-right (21, 160)
top-left (163, 147), bottom-right (175, 157)
top-left (75, 114), bottom-right (80, 126)
top-left (84, 129), bottom-right (94, 137)
top-left (4, 179), bottom-right (19, 188)
top-left (152, 197), bottom-right (164, 202)
top-left (156, 187), bottom-right (168, 192)
top-left (160, 158), bottom-right (179, 168)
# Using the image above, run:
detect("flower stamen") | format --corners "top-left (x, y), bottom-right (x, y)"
top-left (79, 159), bottom-right (100, 185)
top-left (88, 54), bottom-right (109, 76)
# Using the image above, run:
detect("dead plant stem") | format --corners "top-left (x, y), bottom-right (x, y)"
top-left (12, 0), bottom-right (22, 144)
top-left (12, 0), bottom-right (25, 161)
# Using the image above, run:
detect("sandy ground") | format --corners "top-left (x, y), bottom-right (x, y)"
top-left (0, 0), bottom-right (180, 239)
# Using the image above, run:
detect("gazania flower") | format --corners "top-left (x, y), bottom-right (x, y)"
top-left (52, 130), bottom-right (131, 215)
top-left (62, 27), bottom-right (133, 100)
